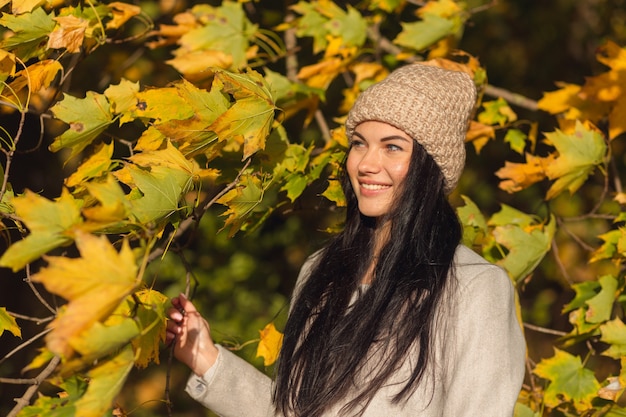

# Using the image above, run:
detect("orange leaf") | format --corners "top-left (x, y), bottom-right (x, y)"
top-left (47, 15), bottom-right (88, 53)
top-left (495, 153), bottom-right (552, 194)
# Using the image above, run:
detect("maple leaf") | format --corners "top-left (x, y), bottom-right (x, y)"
top-left (0, 49), bottom-right (16, 93)
top-left (50, 91), bottom-right (114, 159)
top-left (600, 318), bottom-right (626, 359)
top-left (210, 69), bottom-right (276, 159)
top-left (478, 98), bottom-right (517, 127)
top-left (457, 195), bottom-right (487, 247)
top-left (290, 1), bottom-right (331, 53)
top-left (47, 15), bottom-right (88, 53)
top-left (323, 4), bottom-right (367, 47)
top-left (7, 59), bottom-right (62, 99)
top-left (0, 189), bottom-right (82, 272)
top-left (65, 141), bottom-right (115, 189)
top-left (0, 307), bottom-right (21, 337)
top-left (466, 120), bottom-right (496, 154)
top-left (533, 348), bottom-right (601, 412)
top-left (394, 14), bottom-right (457, 52)
top-left (129, 289), bottom-right (168, 368)
top-left (129, 86), bottom-right (195, 122)
top-left (504, 128), bottom-right (528, 154)
top-left (106, 2), bottom-right (141, 30)
top-left (544, 120), bottom-right (607, 200)
top-left (256, 322), bottom-right (283, 366)
top-left (490, 208), bottom-right (555, 282)
top-left (73, 345), bottom-right (135, 417)
top-left (0, 7), bottom-right (56, 60)
top-left (217, 173), bottom-right (266, 236)
top-left (495, 153), bottom-right (551, 194)
top-left (584, 275), bottom-right (619, 324)
top-left (82, 175), bottom-right (131, 229)
top-left (103, 78), bottom-right (140, 125)
top-left (31, 232), bottom-right (139, 358)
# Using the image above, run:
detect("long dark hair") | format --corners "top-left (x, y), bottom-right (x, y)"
top-left (274, 139), bottom-right (462, 416)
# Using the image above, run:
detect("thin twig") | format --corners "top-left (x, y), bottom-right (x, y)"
top-left (6, 311), bottom-right (54, 325)
top-left (523, 322), bottom-right (567, 336)
top-left (551, 238), bottom-right (573, 285)
top-left (25, 264), bottom-right (57, 315)
top-left (7, 355), bottom-right (60, 417)
top-left (0, 328), bottom-right (52, 366)
top-left (315, 110), bottom-right (332, 143)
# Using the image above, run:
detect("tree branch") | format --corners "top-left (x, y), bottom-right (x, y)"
top-left (7, 355), bottom-right (60, 417)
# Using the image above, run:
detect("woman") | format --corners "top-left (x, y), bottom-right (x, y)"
top-left (167, 62), bottom-right (526, 416)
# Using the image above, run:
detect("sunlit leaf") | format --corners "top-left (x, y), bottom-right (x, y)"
top-left (600, 318), bottom-right (626, 359)
top-left (17, 376), bottom-right (86, 417)
top-left (0, 7), bottom-right (55, 60)
top-left (65, 142), bottom-right (115, 189)
top-left (495, 153), bottom-right (551, 194)
top-left (0, 189), bottom-right (82, 272)
top-left (465, 121), bottom-right (496, 154)
top-left (563, 280), bottom-right (600, 313)
top-left (533, 348), bottom-right (601, 412)
top-left (47, 15), bottom-right (88, 53)
top-left (478, 98), bottom-right (518, 127)
top-left (82, 175), bottom-right (130, 227)
top-left (394, 14), bottom-right (456, 52)
top-left (544, 120), bottom-right (607, 200)
top-left (323, 5), bottom-right (367, 47)
top-left (7, 59), bottom-right (62, 98)
top-left (50, 91), bottom-right (114, 158)
top-left (103, 78), bottom-right (140, 125)
top-left (457, 195), bottom-right (487, 247)
top-left (31, 232), bottom-right (139, 358)
top-left (256, 322), bottom-right (283, 366)
top-left (504, 128), bottom-right (528, 155)
top-left (217, 173), bottom-right (265, 236)
top-left (0, 307), bottom-right (21, 337)
top-left (585, 275), bottom-right (619, 324)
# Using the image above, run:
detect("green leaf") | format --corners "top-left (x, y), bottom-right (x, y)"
top-left (0, 307), bottom-right (21, 337)
top-left (0, 189), bottom-right (82, 272)
top-left (130, 86), bottom-right (195, 122)
top-left (457, 195), bottom-right (487, 247)
top-left (210, 69), bottom-right (276, 159)
top-left (585, 275), bottom-right (619, 323)
top-left (394, 14), bottom-right (455, 51)
top-left (217, 173), bottom-right (266, 236)
top-left (504, 128), bottom-right (528, 154)
top-left (492, 214), bottom-right (556, 282)
top-left (324, 5), bottom-right (367, 47)
top-left (478, 98), bottom-right (518, 127)
top-left (292, 2), bottom-right (330, 53)
top-left (488, 204), bottom-right (536, 228)
top-left (0, 7), bottom-right (56, 60)
top-left (103, 78), bottom-right (140, 124)
top-left (563, 280), bottom-right (600, 313)
top-left (600, 318), bottom-right (626, 359)
top-left (121, 164), bottom-right (191, 225)
top-left (321, 179), bottom-right (345, 206)
top-left (50, 92), bottom-right (114, 159)
top-left (533, 348), bottom-right (601, 412)
top-left (544, 120), bottom-right (607, 200)
top-left (17, 376), bottom-right (87, 417)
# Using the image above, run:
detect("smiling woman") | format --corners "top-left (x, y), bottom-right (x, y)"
top-left (167, 62), bottom-right (526, 417)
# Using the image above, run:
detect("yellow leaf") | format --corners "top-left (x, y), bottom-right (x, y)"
top-left (8, 60), bottom-right (63, 97)
top-left (82, 175), bottom-right (130, 225)
top-left (167, 50), bottom-right (234, 80)
top-left (537, 82), bottom-right (583, 115)
top-left (256, 322), bottom-right (283, 366)
top-left (65, 142), bottom-right (115, 189)
top-left (12, 0), bottom-right (44, 14)
top-left (47, 15), bottom-right (88, 53)
top-left (466, 121), bottom-right (496, 154)
top-left (0, 307), bottom-right (21, 337)
top-left (495, 153), bottom-right (551, 194)
top-left (32, 232), bottom-right (139, 358)
top-left (106, 2), bottom-right (141, 30)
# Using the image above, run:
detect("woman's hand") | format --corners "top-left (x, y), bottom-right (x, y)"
top-left (166, 293), bottom-right (219, 376)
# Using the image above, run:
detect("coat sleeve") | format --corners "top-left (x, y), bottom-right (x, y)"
top-left (442, 263), bottom-right (526, 417)
top-left (185, 344), bottom-right (275, 417)
top-left (183, 252), bottom-right (323, 416)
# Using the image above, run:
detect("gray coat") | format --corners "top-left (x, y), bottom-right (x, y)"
top-left (185, 245), bottom-right (526, 416)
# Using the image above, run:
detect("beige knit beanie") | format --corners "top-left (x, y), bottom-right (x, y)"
top-left (345, 63), bottom-right (477, 194)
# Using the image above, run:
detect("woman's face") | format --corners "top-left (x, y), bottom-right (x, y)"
top-left (346, 121), bottom-right (413, 219)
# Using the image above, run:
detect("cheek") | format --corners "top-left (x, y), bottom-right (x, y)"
top-left (346, 151), bottom-right (359, 179)
top-left (389, 159), bottom-right (411, 182)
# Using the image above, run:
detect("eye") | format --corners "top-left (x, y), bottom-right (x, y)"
top-left (386, 143), bottom-right (403, 152)
top-left (350, 138), bottom-right (366, 148)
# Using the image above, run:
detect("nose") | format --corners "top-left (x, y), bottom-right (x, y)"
top-left (357, 147), bottom-right (381, 174)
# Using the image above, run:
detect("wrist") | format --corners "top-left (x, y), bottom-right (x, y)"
top-left (192, 344), bottom-right (219, 376)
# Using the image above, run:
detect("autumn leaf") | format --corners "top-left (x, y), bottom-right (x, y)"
top-left (210, 69), bottom-right (276, 159)
top-left (47, 15), bottom-right (89, 53)
top-left (73, 345), bottom-right (135, 417)
top-left (12, 0), bottom-right (45, 14)
top-left (478, 98), bottom-right (518, 127)
top-left (65, 141), bottom-right (115, 189)
top-left (495, 153), bottom-right (551, 194)
top-left (129, 86), bottom-right (195, 122)
top-left (584, 275), bottom-right (619, 324)
top-left (465, 121), bottom-right (496, 154)
top-left (50, 91), bottom-right (114, 159)
top-left (0, 307), bottom-right (21, 338)
top-left (457, 195), bottom-right (487, 247)
top-left (17, 376), bottom-right (87, 417)
top-left (394, 9), bottom-right (459, 52)
top-left (6, 59), bottom-right (62, 101)
top-left (256, 322), bottom-right (283, 366)
top-left (544, 120), bottom-right (607, 200)
top-left (82, 175), bottom-right (130, 228)
top-left (490, 209), bottom-right (555, 282)
top-left (533, 348), bottom-right (601, 412)
top-left (103, 78), bottom-right (140, 125)
top-left (129, 289), bottom-right (168, 367)
top-left (106, 2), bottom-right (141, 30)
top-left (31, 232), bottom-right (139, 358)
top-left (217, 173), bottom-right (266, 236)
top-left (322, 4), bottom-right (367, 48)
top-left (0, 189), bottom-right (82, 272)
top-left (504, 128), bottom-right (528, 154)
top-left (600, 318), bottom-right (626, 359)
top-left (0, 7), bottom-right (55, 60)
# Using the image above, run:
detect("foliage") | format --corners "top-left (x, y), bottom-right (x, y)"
top-left (0, 0), bottom-right (625, 415)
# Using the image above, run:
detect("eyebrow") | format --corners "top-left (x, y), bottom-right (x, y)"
top-left (352, 131), bottom-right (411, 142)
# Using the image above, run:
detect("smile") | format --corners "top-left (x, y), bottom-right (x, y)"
top-left (361, 183), bottom-right (391, 190)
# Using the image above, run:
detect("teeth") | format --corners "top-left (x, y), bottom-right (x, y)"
top-left (361, 183), bottom-right (390, 190)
